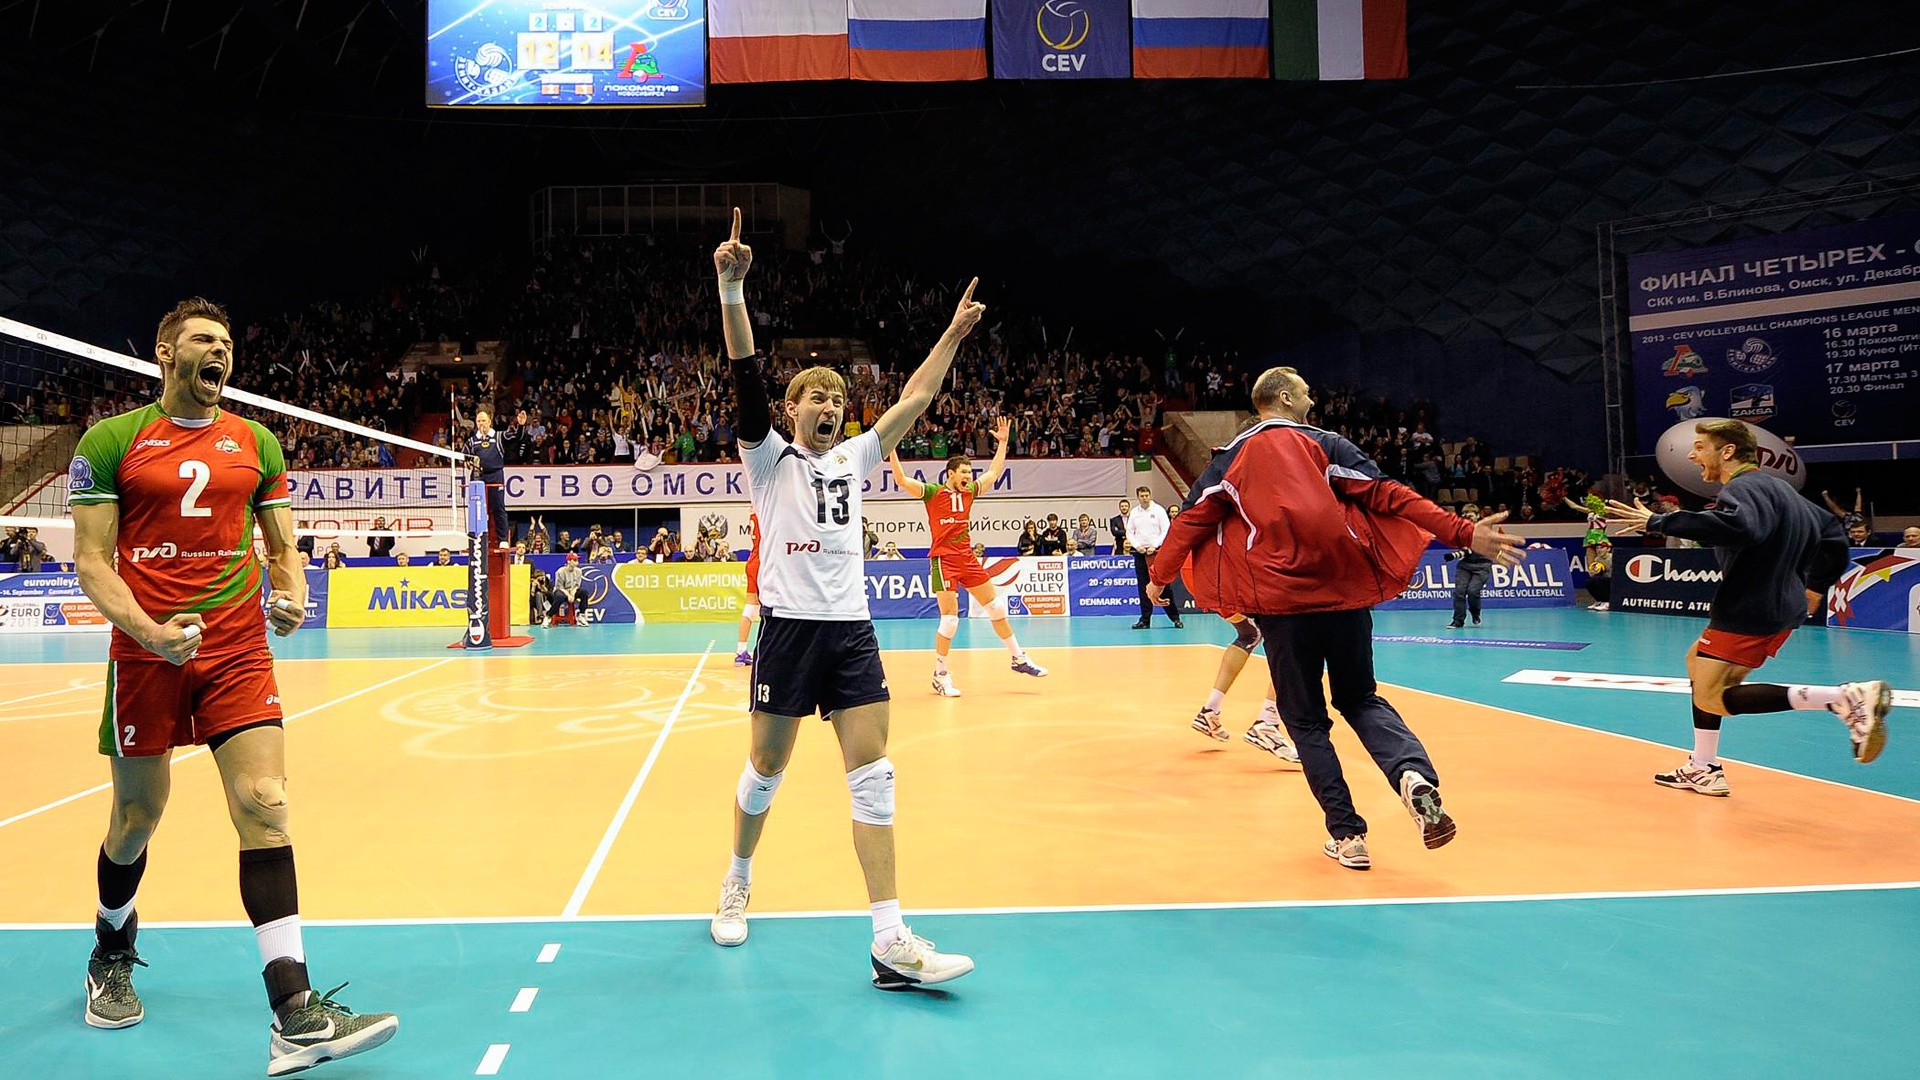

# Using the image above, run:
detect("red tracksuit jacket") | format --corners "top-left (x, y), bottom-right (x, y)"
top-left (1150, 418), bottom-right (1476, 615)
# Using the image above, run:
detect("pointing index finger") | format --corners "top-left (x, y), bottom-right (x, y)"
top-left (961, 277), bottom-right (978, 305)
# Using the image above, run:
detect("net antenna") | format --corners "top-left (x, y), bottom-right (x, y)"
top-left (0, 315), bottom-right (471, 564)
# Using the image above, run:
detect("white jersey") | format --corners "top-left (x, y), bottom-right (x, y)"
top-left (743, 427), bottom-right (883, 621)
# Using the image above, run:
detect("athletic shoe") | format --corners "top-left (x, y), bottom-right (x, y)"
top-left (84, 935), bottom-right (146, 1030)
top-left (710, 879), bottom-right (750, 947)
top-left (1833, 681), bottom-right (1892, 764)
top-left (1398, 770), bottom-right (1457, 849)
top-left (1170, 619), bottom-right (1184, 629)
top-left (1131, 620), bottom-right (1151, 630)
top-left (1244, 721), bottom-right (1301, 765)
top-left (1323, 834), bottom-right (1371, 871)
top-left (932, 672), bottom-right (962, 698)
top-left (1471, 616), bottom-right (1482, 626)
top-left (1653, 760), bottom-right (1730, 796)
top-left (871, 930), bottom-right (974, 990)
top-left (1446, 621), bottom-right (1464, 629)
top-left (1190, 706), bottom-right (1229, 742)
top-left (734, 650), bottom-right (753, 667)
top-left (267, 984), bottom-right (398, 1076)
top-left (1010, 657), bottom-right (1048, 678)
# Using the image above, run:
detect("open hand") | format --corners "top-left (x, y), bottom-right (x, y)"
top-left (1469, 511), bottom-right (1526, 567)
top-left (1605, 498), bottom-right (1653, 536)
top-left (992, 415), bottom-right (1011, 446)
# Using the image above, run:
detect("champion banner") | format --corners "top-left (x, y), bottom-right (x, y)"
top-left (993, 0), bottom-right (1131, 79)
top-left (1269, 0), bottom-right (1406, 80)
top-left (709, 0), bottom-right (848, 82)
top-left (1131, 0), bottom-right (1269, 79)
top-left (849, 0), bottom-right (988, 81)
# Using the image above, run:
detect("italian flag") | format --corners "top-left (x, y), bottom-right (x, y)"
top-left (1271, 0), bottom-right (1407, 80)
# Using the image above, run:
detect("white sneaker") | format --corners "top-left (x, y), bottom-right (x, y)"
top-left (710, 879), bottom-right (750, 947)
top-left (1832, 681), bottom-right (1891, 763)
top-left (1652, 760), bottom-right (1730, 796)
top-left (1191, 706), bottom-right (1229, 741)
top-left (1323, 834), bottom-right (1371, 871)
top-left (1244, 720), bottom-right (1301, 766)
top-left (1398, 770), bottom-right (1457, 849)
top-left (871, 929), bottom-right (974, 990)
top-left (931, 672), bottom-right (962, 698)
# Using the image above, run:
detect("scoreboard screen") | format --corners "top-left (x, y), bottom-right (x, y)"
top-left (426, 2), bottom-right (707, 107)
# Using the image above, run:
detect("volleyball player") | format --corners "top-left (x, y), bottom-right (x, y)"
top-left (735, 512), bottom-right (761, 665)
top-left (1607, 419), bottom-right (1888, 795)
top-left (1188, 612), bottom-right (1300, 766)
top-left (69, 299), bottom-right (396, 1073)
top-left (706, 210), bottom-right (982, 989)
top-left (885, 420), bottom-right (1048, 697)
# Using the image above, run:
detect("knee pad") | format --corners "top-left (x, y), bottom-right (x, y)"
top-left (847, 757), bottom-right (896, 827)
top-left (1230, 618), bottom-right (1261, 654)
top-left (231, 774), bottom-right (291, 842)
top-left (736, 762), bottom-right (784, 815)
top-left (984, 596), bottom-right (1009, 620)
top-left (742, 603), bottom-right (760, 622)
top-left (937, 613), bottom-right (960, 639)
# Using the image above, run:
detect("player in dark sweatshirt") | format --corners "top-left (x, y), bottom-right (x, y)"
top-left (1608, 420), bottom-right (1888, 796)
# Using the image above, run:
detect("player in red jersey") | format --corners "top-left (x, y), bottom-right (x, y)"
top-left (68, 299), bottom-right (396, 1074)
top-left (735, 512), bottom-right (762, 665)
top-left (886, 417), bottom-right (1047, 697)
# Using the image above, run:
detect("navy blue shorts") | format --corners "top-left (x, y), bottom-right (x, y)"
top-left (751, 612), bottom-right (890, 719)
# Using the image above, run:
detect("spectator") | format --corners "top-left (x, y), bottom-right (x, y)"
top-left (396, 552), bottom-right (411, 567)
top-left (877, 542), bottom-right (906, 560)
top-left (863, 519), bottom-right (880, 559)
top-left (367, 516), bottom-right (395, 559)
top-left (1039, 514), bottom-right (1068, 555)
top-left (648, 527), bottom-right (673, 562)
top-left (1109, 499), bottom-right (1131, 555)
top-left (434, 548), bottom-right (453, 566)
top-left (321, 550), bottom-right (344, 570)
top-left (549, 554), bottom-right (587, 625)
top-left (1903, 527), bottom-right (1920, 549)
top-left (530, 566), bottom-right (552, 624)
top-left (1072, 513), bottom-right (1099, 555)
top-left (1017, 521), bottom-right (1040, 556)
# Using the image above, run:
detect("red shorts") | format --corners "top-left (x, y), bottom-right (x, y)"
top-left (745, 554), bottom-right (760, 595)
top-left (98, 650), bottom-right (284, 757)
top-left (930, 551), bottom-right (991, 592)
top-left (1694, 626), bottom-right (1794, 669)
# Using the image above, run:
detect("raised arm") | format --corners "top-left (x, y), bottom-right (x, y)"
top-left (872, 278), bottom-right (985, 456)
top-left (887, 450), bottom-right (928, 499)
top-left (714, 208), bottom-right (769, 448)
top-left (974, 415), bottom-right (1013, 490)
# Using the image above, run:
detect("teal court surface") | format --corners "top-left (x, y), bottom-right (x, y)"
top-left (2, 608), bottom-right (1917, 1078)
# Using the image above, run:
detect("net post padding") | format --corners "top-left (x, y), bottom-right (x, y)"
top-left (451, 479), bottom-right (530, 649)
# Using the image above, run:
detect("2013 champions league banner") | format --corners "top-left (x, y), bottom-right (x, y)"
top-left (427, 1), bottom-right (706, 107)
top-left (1628, 215), bottom-right (1920, 453)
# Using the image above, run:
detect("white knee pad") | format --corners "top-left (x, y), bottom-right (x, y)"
top-left (742, 603), bottom-right (760, 621)
top-left (736, 762), bottom-right (784, 816)
top-left (847, 757), bottom-right (896, 827)
top-left (937, 613), bottom-right (960, 639)
top-left (984, 596), bottom-right (1009, 620)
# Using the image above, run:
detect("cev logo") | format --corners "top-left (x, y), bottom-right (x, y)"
top-left (1038, 0), bottom-right (1091, 71)
top-left (129, 543), bottom-right (178, 563)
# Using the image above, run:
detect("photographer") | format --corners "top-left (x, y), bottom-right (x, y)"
top-left (1445, 507), bottom-right (1493, 628)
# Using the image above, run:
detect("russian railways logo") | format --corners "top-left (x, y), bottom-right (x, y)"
top-left (129, 543), bottom-right (178, 563)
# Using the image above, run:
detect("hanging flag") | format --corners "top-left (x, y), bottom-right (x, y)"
top-left (992, 1), bottom-right (1131, 80)
top-left (850, 0), bottom-right (989, 81)
top-left (709, 0), bottom-right (849, 83)
top-left (1270, 0), bottom-right (1406, 80)
top-left (1130, 0), bottom-right (1270, 79)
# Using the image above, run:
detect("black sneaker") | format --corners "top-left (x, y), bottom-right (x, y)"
top-left (268, 984), bottom-right (399, 1076)
top-left (1131, 620), bottom-right (1150, 630)
top-left (1471, 616), bottom-right (1482, 626)
top-left (85, 928), bottom-right (147, 1030)
top-left (1170, 619), bottom-right (1184, 629)
top-left (1446, 621), bottom-right (1464, 629)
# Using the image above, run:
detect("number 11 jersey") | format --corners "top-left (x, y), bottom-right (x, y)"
top-left (742, 427), bottom-right (881, 621)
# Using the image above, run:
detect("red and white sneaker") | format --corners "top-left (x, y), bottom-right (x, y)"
top-left (1832, 681), bottom-right (1891, 763)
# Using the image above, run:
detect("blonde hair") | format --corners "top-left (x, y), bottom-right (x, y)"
top-left (1251, 367), bottom-right (1305, 412)
top-left (785, 366), bottom-right (846, 403)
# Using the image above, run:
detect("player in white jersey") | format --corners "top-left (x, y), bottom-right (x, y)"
top-left (706, 209), bottom-right (985, 990)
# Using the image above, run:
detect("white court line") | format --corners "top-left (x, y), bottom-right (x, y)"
top-left (1505, 668), bottom-right (1920, 709)
top-left (509, 987), bottom-right (538, 1013)
top-left (560, 642), bottom-right (713, 918)
top-left (0, 680), bottom-right (103, 708)
top-left (6, 879), bottom-right (1918, 932)
top-left (536, 943), bottom-right (561, 963)
top-left (0, 657), bottom-right (458, 832)
top-left (475, 1043), bottom-right (510, 1076)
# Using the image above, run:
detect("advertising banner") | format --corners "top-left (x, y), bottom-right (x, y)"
top-left (683, 497), bottom-right (1129, 558)
top-left (961, 556), bottom-right (1072, 616)
top-left (862, 559), bottom-right (943, 620)
top-left (1069, 555), bottom-right (1143, 615)
top-left (325, 566), bottom-right (472, 628)
top-left (0, 572), bottom-right (106, 634)
top-left (991, 0), bottom-right (1131, 79)
top-left (615, 561), bottom-right (748, 623)
top-left (1608, 549), bottom-right (1722, 618)
top-left (1379, 549), bottom-right (1575, 611)
top-left (1826, 548), bottom-right (1920, 634)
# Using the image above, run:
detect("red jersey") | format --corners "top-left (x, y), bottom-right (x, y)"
top-left (69, 404), bottom-right (290, 661)
top-left (919, 480), bottom-right (979, 558)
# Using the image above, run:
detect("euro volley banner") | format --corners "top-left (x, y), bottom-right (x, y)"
top-left (960, 556), bottom-right (1073, 616)
top-left (849, 0), bottom-right (988, 81)
top-left (1068, 555), bottom-right (1141, 615)
top-left (0, 572), bottom-right (106, 634)
top-left (1377, 549), bottom-right (1574, 611)
top-left (993, 0), bottom-right (1131, 79)
top-left (1131, 0), bottom-right (1269, 79)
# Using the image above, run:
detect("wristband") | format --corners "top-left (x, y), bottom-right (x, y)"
top-left (718, 279), bottom-right (745, 306)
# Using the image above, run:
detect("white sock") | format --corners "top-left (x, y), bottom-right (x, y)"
top-left (1001, 631), bottom-right (1022, 658)
top-left (737, 636), bottom-right (749, 651)
top-left (1257, 699), bottom-right (1279, 724)
top-left (933, 654), bottom-right (948, 675)
top-left (871, 899), bottom-right (904, 946)
top-left (98, 898), bottom-right (135, 931)
top-left (254, 914), bottom-right (306, 966)
top-left (727, 853), bottom-right (752, 885)
top-left (1788, 685), bottom-right (1843, 710)
top-left (1205, 689), bottom-right (1226, 711)
top-left (1691, 728), bottom-right (1721, 768)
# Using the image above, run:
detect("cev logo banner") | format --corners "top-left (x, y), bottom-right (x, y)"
top-left (992, 0), bottom-right (1130, 78)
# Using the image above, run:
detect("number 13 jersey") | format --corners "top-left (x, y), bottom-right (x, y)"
top-left (68, 404), bottom-right (291, 660)
top-left (742, 427), bottom-right (881, 621)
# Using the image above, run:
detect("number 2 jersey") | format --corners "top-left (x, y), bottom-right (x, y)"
top-left (742, 426), bottom-right (882, 621)
top-left (68, 404), bottom-right (291, 660)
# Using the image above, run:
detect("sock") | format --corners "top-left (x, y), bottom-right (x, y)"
top-left (96, 845), bottom-right (148, 951)
top-left (870, 899), bottom-right (904, 947)
top-left (1002, 631), bottom-right (1023, 658)
top-left (1258, 699), bottom-right (1279, 723)
top-left (1691, 705), bottom-right (1723, 767)
top-left (240, 847), bottom-right (309, 1011)
top-left (737, 635), bottom-right (749, 651)
top-left (1787, 685), bottom-right (1844, 710)
top-left (933, 654), bottom-right (948, 675)
top-left (1722, 684), bottom-right (1792, 715)
top-left (1205, 689), bottom-right (1226, 711)
top-left (727, 852), bottom-right (753, 885)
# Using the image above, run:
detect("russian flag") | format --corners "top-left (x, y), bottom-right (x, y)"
top-left (850, 0), bottom-right (989, 82)
top-left (1270, 0), bottom-right (1407, 79)
top-left (710, 0), bottom-right (849, 83)
top-left (1131, 0), bottom-right (1270, 79)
